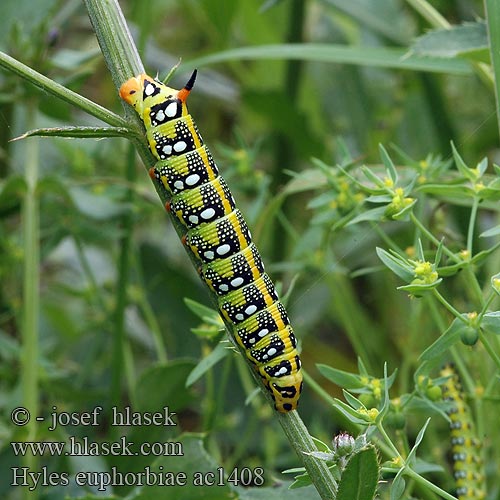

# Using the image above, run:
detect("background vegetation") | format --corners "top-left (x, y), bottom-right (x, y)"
top-left (0, 0), bottom-right (499, 499)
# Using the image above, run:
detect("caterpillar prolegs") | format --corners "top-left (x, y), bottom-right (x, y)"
top-left (119, 71), bottom-right (303, 412)
top-left (440, 365), bottom-right (485, 500)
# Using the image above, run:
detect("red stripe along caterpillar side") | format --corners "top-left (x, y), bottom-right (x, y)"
top-left (119, 70), bottom-right (303, 412)
top-left (440, 365), bottom-right (486, 500)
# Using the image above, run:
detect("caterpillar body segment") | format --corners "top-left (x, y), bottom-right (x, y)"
top-left (120, 71), bottom-right (303, 412)
top-left (440, 365), bottom-right (486, 500)
top-left (184, 209), bottom-right (252, 263)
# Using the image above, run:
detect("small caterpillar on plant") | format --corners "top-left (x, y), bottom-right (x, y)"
top-left (440, 365), bottom-right (486, 500)
top-left (119, 70), bottom-right (303, 412)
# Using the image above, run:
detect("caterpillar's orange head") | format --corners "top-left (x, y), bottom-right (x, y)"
top-left (119, 71), bottom-right (197, 122)
top-left (119, 74), bottom-right (147, 113)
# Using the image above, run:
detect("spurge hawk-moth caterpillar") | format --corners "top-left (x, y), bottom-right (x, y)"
top-left (119, 70), bottom-right (303, 412)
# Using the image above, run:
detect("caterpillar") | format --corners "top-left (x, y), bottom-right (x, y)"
top-left (119, 70), bottom-right (303, 412)
top-left (440, 365), bottom-right (486, 500)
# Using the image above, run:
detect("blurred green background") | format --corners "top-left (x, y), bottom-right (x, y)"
top-left (0, 0), bottom-right (497, 498)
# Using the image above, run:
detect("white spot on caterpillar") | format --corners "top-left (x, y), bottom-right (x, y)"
top-left (230, 277), bottom-right (244, 287)
top-left (204, 251), bottom-right (215, 260)
top-left (165, 101), bottom-right (178, 117)
top-left (155, 109), bottom-right (165, 122)
top-left (216, 244), bottom-right (231, 256)
top-left (185, 174), bottom-right (200, 186)
top-left (174, 180), bottom-right (184, 190)
top-left (162, 145), bottom-right (172, 155)
top-left (258, 328), bottom-right (269, 337)
top-left (189, 215), bottom-right (199, 224)
top-left (277, 366), bottom-right (288, 376)
top-left (219, 284), bottom-right (229, 292)
top-left (173, 141), bottom-right (187, 152)
top-left (200, 208), bottom-right (215, 220)
top-left (267, 347), bottom-right (277, 357)
top-left (245, 305), bottom-right (257, 316)
top-left (145, 83), bottom-right (155, 95)
top-left (235, 313), bottom-right (245, 321)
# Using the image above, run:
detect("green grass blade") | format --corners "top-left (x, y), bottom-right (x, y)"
top-left (183, 44), bottom-right (473, 74)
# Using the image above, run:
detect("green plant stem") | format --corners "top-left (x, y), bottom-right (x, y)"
top-left (21, 99), bottom-right (40, 500)
top-left (431, 289), bottom-right (466, 322)
top-left (467, 197), bottom-right (480, 255)
top-left (478, 329), bottom-right (500, 370)
top-left (0, 51), bottom-right (127, 127)
top-left (377, 422), bottom-right (402, 460)
top-left (403, 467), bottom-right (457, 500)
top-left (372, 221), bottom-right (406, 256)
top-left (409, 212), bottom-right (459, 263)
top-left (404, 0), bottom-right (450, 28)
top-left (277, 410), bottom-right (338, 499)
top-left (81, 1), bottom-right (338, 496)
top-left (111, 143), bottom-right (137, 415)
top-left (462, 267), bottom-right (485, 310)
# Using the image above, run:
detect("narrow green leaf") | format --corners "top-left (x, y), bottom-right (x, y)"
top-left (308, 451), bottom-right (336, 461)
top-left (183, 298), bottom-right (223, 327)
top-left (390, 474), bottom-right (406, 500)
top-left (482, 311), bottom-right (500, 334)
top-left (397, 278), bottom-right (443, 294)
top-left (343, 390), bottom-right (365, 410)
top-left (451, 142), bottom-right (476, 181)
top-left (413, 458), bottom-right (445, 474)
top-left (477, 156), bottom-right (489, 177)
top-left (365, 194), bottom-right (393, 203)
top-left (435, 239), bottom-right (444, 268)
top-left (420, 317), bottom-right (467, 360)
top-left (357, 357), bottom-right (369, 377)
top-left (332, 399), bottom-right (372, 425)
top-left (376, 248), bottom-right (414, 282)
top-left (412, 22), bottom-right (489, 62)
top-left (336, 447), bottom-right (379, 500)
top-left (390, 198), bottom-right (417, 220)
top-left (417, 183), bottom-right (476, 198)
top-left (361, 165), bottom-right (387, 188)
top-left (379, 144), bottom-right (398, 184)
top-left (183, 44), bottom-right (473, 75)
top-left (480, 224), bottom-right (500, 237)
top-left (406, 418), bottom-right (431, 464)
top-left (185, 342), bottom-right (230, 387)
top-left (347, 206), bottom-right (387, 225)
top-left (317, 364), bottom-right (365, 389)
